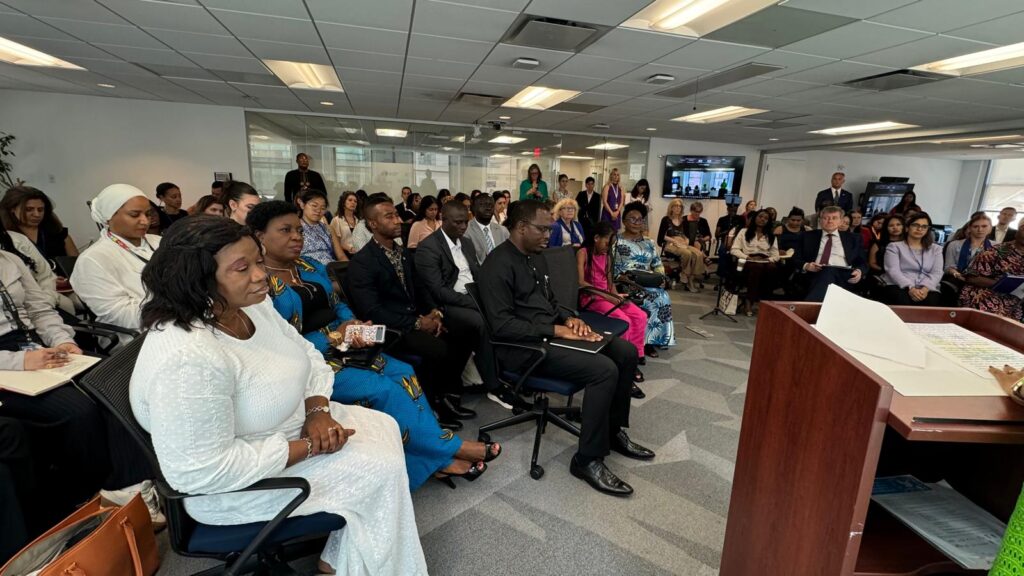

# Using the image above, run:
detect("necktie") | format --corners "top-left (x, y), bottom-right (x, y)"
top-left (819, 233), bottom-right (833, 265)
top-left (833, 189), bottom-right (839, 204)
top-left (483, 226), bottom-right (495, 253)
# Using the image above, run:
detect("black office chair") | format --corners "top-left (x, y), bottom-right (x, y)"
top-left (541, 246), bottom-right (628, 338)
top-left (79, 335), bottom-right (345, 576)
top-left (468, 282), bottom-right (582, 480)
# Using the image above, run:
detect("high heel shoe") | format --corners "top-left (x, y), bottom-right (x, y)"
top-left (483, 442), bottom-right (502, 463)
top-left (435, 461), bottom-right (487, 489)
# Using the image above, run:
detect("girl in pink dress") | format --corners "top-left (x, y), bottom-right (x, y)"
top-left (577, 221), bottom-right (648, 395)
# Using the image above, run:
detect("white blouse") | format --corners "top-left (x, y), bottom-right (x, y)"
top-left (730, 232), bottom-right (781, 262)
top-left (70, 232), bottom-right (161, 330)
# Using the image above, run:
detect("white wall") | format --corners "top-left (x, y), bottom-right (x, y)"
top-left (759, 149), bottom-right (966, 224)
top-left (0, 90), bottom-right (249, 246)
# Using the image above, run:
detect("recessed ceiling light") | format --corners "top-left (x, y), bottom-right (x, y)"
top-left (319, 100), bottom-right (334, 106)
top-left (263, 59), bottom-right (343, 91)
top-left (375, 128), bottom-right (407, 138)
top-left (499, 115), bottom-right (511, 120)
top-left (914, 41), bottom-right (1024, 77)
top-left (452, 135), bottom-right (466, 143)
top-left (490, 154), bottom-right (511, 158)
top-left (351, 140), bottom-right (370, 146)
top-left (441, 146), bottom-right (459, 151)
top-left (252, 135), bottom-right (270, 140)
top-left (809, 121), bottom-right (918, 136)
top-left (0, 36), bottom-right (84, 69)
top-left (646, 127), bottom-right (657, 131)
top-left (587, 143), bottom-right (629, 150)
top-left (489, 135), bottom-right (526, 144)
top-left (96, 83), bottom-right (116, 88)
top-left (623, 0), bottom-right (777, 37)
top-left (520, 151), bottom-right (534, 155)
top-left (768, 137), bottom-right (779, 141)
top-left (673, 106), bottom-right (767, 124)
top-left (503, 86), bottom-right (580, 110)
top-left (558, 155), bottom-right (595, 160)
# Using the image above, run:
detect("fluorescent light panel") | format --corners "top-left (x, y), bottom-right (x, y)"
top-left (672, 106), bottom-right (767, 124)
top-left (489, 136), bottom-right (526, 144)
top-left (586, 143), bottom-right (629, 150)
top-left (558, 155), bottom-right (595, 160)
top-left (503, 86), bottom-right (580, 110)
top-left (810, 121), bottom-right (918, 136)
top-left (490, 154), bottom-right (511, 158)
top-left (914, 42), bottom-right (1024, 76)
top-left (927, 134), bottom-right (1022, 144)
top-left (375, 128), bottom-right (407, 138)
top-left (263, 59), bottom-right (343, 91)
top-left (0, 36), bottom-right (83, 69)
top-left (623, 0), bottom-right (777, 37)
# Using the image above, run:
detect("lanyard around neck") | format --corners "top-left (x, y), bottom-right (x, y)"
top-left (107, 230), bottom-right (152, 264)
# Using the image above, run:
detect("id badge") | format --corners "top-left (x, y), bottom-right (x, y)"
top-left (18, 341), bottom-right (41, 351)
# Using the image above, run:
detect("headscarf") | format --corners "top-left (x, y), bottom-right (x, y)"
top-left (91, 184), bottom-right (148, 227)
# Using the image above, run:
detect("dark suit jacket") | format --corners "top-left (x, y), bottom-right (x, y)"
top-left (793, 229), bottom-right (867, 276)
top-left (284, 169), bottom-right (327, 204)
top-left (575, 190), bottom-right (602, 228)
top-left (989, 227), bottom-right (1018, 244)
top-left (814, 188), bottom-right (853, 213)
top-left (345, 239), bottom-right (420, 332)
top-left (414, 229), bottom-right (480, 312)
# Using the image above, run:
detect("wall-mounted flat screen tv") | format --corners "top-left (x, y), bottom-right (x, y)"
top-left (663, 155), bottom-right (745, 199)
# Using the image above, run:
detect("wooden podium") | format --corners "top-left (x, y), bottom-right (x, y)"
top-left (719, 302), bottom-right (1024, 576)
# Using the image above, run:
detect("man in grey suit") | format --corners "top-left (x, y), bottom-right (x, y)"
top-left (414, 201), bottom-right (498, 393)
top-left (464, 193), bottom-right (509, 266)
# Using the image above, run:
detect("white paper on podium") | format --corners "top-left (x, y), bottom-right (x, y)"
top-left (815, 284), bottom-right (927, 369)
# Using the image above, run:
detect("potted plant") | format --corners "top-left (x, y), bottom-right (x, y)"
top-left (0, 131), bottom-right (19, 189)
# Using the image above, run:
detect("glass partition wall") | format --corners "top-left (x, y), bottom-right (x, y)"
top-left (245, 112), bottom-right (649, 206)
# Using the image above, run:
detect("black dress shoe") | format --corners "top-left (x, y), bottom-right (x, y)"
top-left (570, 456), bottom-right (633, 496)
top-left (638, 356), bottom-right (646, 366)
top-left (434, 404), bottom-right (464, 431)
top-left (644, 345), bottom-right (659, 358)
top-left (611, 430), bottom-right (655, 460)
top-left (442, 395), bottom-right (476, 419)
top-left (630, 383), bottom-right (646, 399)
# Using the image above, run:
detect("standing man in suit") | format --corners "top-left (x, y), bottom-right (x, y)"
top-left (346, 196), bottom-right (475, 429)
top-left (793, 206), bottom-right (867, 302)
top-left (415, 202), bottom-right (498, 393)
top-left (283, 153), bottom-right (327, 205)
top-left (463, 193), bottom-right (509, 266)
top-left (396, 186), bottom-right (416, 223)
top-left (814, 172), bottom-right (853, 214)
top-left (990, 207), bottom-right (1018, 245)
top-left (576, 176), bottom-right (603, 239)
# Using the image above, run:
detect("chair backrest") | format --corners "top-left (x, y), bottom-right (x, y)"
top-left (54, 255), bottom-right (77, 278)
top-left (541, 245), bottom-right (579, 314)
top-left (326, 261), bottom-right (349, 300)
top-left (465, 283), bottom-right (492, 336)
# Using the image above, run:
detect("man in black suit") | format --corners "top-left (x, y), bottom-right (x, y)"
top-left (414, 201), bottom-right (498, 392)
top-left (793, 206), bottom-right (867, 302)
top-left (990, 206), bottom-right (1018, 244)
top-left (814, 172), bottom-right (853, 213)
top-left (346, 196), bottom-right (475, 429)
top-left (283, 153), bottom-right (327, 205)
top-left (575, 176), bottom-right (602, 238)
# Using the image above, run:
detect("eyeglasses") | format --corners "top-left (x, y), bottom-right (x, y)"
top-left (624, 216), bottom-right (644, 224)
top-left (908, 223), bottom-right (930, 230)
top-left (523, 221), bottom-right (552, 235)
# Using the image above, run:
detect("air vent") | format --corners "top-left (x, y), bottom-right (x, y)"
top-left (513, 58), bottom-right (540, 69)
top-left (456, 92), bottom-right (506, 107)
top-left (502, 15), bottom-right (610, 53)
top-left (591, 123), bottom-right (610, 129)
top-left (657, 63), bottom-right (784, 98)
top-left (646, 74), bottom-right (675, 85)
top-left (842, 69), bottom-right (953, 91)
top-left (548, 102), bottom-right (605, 113)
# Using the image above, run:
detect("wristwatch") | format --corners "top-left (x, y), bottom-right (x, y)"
top-left (1011, 377), bottom-right (1024, 404)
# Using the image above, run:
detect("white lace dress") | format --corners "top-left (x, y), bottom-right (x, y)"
top-left (130, 299), bottom-right (427, 575)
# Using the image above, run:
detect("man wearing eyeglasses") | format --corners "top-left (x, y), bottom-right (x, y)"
top-left (478, 200), bottom-right (653, 497)
top-left (793, 206), bottom-right (867, 302)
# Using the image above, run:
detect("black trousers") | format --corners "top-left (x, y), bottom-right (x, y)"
top-left (0, 418), bottom-right (30, 564)
top-left (445, 305), bottom-right (499, 391)
top-left (805, 268), bottom-right (858, 302)
top-left (883, 285), bottom-right (942, 306)
top-left (389, 324), bottom-right (475, 403)
top-left (526, 336), bottom-right (636, 460)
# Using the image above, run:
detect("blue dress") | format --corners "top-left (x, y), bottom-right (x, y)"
top-left (268, 258), bottom-right (461, 490)
top-left (614, 236), bottom-right (676, 347)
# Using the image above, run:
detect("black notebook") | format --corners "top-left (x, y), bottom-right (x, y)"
top-left (548, 335), bottom-right (610, 354)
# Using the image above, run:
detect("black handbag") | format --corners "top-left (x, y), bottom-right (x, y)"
top-left (624, 269), bottom-right (666, 288)
top-left (327, 346), bottom-right (387, 373)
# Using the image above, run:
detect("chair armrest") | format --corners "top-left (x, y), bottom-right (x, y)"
top-left (71, 319), bottom-right (141, 338)
top-left (157, 476), bottom-right (311, 502)
top-left (490, 340), bottom-right (547, 395)
top-left (556, 304), bottom-right (579, 318)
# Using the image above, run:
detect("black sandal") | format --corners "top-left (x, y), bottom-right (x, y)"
top-left (634, 369), bottom-right (645, 383)
top-left (644, 345), bottom-right (660, 358)
top-left (483, 442), bottom-right (502, 463)
top-left (435, 461), bottom-right (487, 489)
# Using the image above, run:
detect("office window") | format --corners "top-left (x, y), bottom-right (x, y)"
top-left (981, 159), bottom-right (1024, 224)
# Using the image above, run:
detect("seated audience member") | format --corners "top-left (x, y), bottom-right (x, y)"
top-left (194, 194), bottom-right (225, 217)
top-left (730, 209), bottom-right (780, 316)
top-left (628, 179), bottom-right (652, 233)
top-left (869, 215), bottom-right (905, 275)
top-left (396, 186), bottom-right (416, 223)
top-left (889, 191), bottom-right (921, 216)
top-left (3, 219), bottom-right (75, 314)
top-left (223, 180), bottom-right (261, 225)
top-left (959, 217), bottom-right (1024, 320)
top-left (578, 222), bottom-right (647, 393)
top-left (863, 214), bottom-right (885, 249)
top-left (479, 200), bottom-right (653, 495)
top-left (716, 201), bottom-right (746, 240)
top-left (616, 202), bottom-right (675, 356)
top-left (990, 206), bottom-right (1018, 245)
top-left (329, 191), bottom-right (360, 257)
top-left (839, 215), bottom-right (851, 232)
top-left (185, 181), bottom-right (224, 214)
top-left (847, 210), bottom-right (864, 243)
top-left (945, 212), bottom-right (992, 282)
top-left (407, 195), bottom-right (441, 249)
top-left (549, 198), bottom-right (585, 248)
top-left (492, 191), bottom-right (508, 225)
top-left (155, 182), bottom-right (187, 230)
top-left (793, 206), bottom-right (866, 302)
top-left (414, 201), bottom-right (498, 392)
top-left (683, 201), bottom-right (712, 253)
top-left (131, 217), bottom-right (427, 575)
top-left (882, 213), bottom-right (943, 306)
top-left (774, 207), bottom-right (807, 251)
top-left (347, 196), bottom-right (476, 429)
top-left (1, 186), bottom-right (79, 260)
top-left (71, 184), bottom-right (161, 330)
top-left (453, 192), bottom-right (471, 214)
top-left (658, 199), bottom-right (706, 292)
top-left (248, 202), bottom-right (497, 489)
top-left (297, 189), bottom-right (346, 265)
top-left (740, 200), bottom-right (758, 225)
top-left (349, 193), bottom-right (392, 253)
top-left (145, 201), bottom-right (162, 235)
top-left (765, 207), bottom-right (779, 230)
top-left (464, 193), bottom-right (508, 265)
top-left (437, 188), bottom-right (452, 205)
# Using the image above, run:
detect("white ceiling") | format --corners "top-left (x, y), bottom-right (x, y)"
top-left (1, 0), bottom-right (1024, 156)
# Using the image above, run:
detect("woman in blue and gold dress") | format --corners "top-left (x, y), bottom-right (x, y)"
top-left (246, 201), bottom-right (500, 489)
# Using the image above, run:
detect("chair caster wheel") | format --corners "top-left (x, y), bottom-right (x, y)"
top-left (477, 432), bottom-right (491, 443)
top-left (530, 465), bottom-right (544, 480)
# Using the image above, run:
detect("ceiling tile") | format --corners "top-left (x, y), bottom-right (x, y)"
top-left (335, 67), bottom-right (401, 85)
top-left (36, 18), bottom-right (166, 49)
top-left (408, 33), bottom-right (492, 64)
top-left (655, 40), bottom-right (769, 71)
top-left (482, 43), bottom-right (572, 72)
top-left (945, 10), bottom-right (1024, 44)
top-left (402, 73), bottom-right (464, 91)
top-left (443, 0), bottom-right (530, 10)
top-left (198, 0), bottom-right (306, 18)
top-left (899, 78), bottom-right (1024, 108)
top-left (732, 50), bottom-right (837, 81)
top-left (973, 67), bottom-right (1024, 85)
top-left (180, 52), bottom-right (270, 74)
top-left (569, 92), bottom-right (632, 106)
top-left (613, 63), bottom-right (708, 86)
top-left (524, 0), bottom-right (653, 27)
top-left (580, 28), bottom-right (695, 63)
top-left (328, 49), bottom-right (405, 73)
top-left (307, 0), bottom-right (414, 31)
top-left (780, 60), bottom-right (891, 84)
top-left (96, 0), bottom-right (227, 34)
top-left (550, 55), bottom-right (641, 80)
top-left (850, 35), bottom-right (996, 69)
top-left (461, 79), bottom-right (527, 97)
top-left (782, 21), bottom-right (931, 60)
top-left (868, 0), bottom-right (1024, 33)
top-left (532, 73), bottom-right (604, 91)
top-left (470, 64), bottom-right (544, 85)
top-left (763, 0), bottom-right (917, 20)
top-left (344, 81), bottom-right (400, 98)
top-left (241, 39), bottom-right (331, 64)
top-left (0, 13), bottom-right (75, 41)
top-left (146, 29), bottom-right (250, 57)
top-left (728, 78), bottom-right (826, 97)
top-left (209, 9), bottom-right (317, 43)
top-left (412, 0), bottom-right (517, 42)
top-left (596, 80), bottom-right (664, 97)
top-left (318, 23), bottom-right (408, 55)
top-left (94, 45), bottom-right (197, 67)
top-left (0, 0), bottom-right (128, 24)
top-left (66, 57), bottom-right (152, 76)
top-left (767, 84), bottom-right (862, 102)
top-left (405, 57), bottom-right (478, 79)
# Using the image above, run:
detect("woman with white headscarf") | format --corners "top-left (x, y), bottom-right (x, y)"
top-left (70, 184), bottom-right (161, 330)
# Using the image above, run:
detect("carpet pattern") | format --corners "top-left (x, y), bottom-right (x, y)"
top-left (158, 288), bottom-right (754, 575)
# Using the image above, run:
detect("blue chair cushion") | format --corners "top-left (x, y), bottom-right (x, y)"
top-left (501, 371), bottom-right (584, 397)
top-left (579, 311), bottom-right (628, 337)
top-left (187, 512), bottom-right (346, 554)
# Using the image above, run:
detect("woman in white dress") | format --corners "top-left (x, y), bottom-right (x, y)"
top-left (129, 216), bottom-right (427, 575)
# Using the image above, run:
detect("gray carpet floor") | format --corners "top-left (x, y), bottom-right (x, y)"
top-left (158, 287), bottom-right (754, 575)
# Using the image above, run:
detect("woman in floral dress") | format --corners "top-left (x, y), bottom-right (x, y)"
top-left (614, 201), bottom-right (676, 356)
